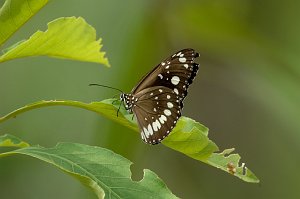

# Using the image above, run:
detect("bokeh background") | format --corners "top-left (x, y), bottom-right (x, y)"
top-left (0, 0), bottom-right (299, 198)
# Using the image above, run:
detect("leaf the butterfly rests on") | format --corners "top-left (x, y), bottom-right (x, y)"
top-left (120, 49), bottom-right (200, 144)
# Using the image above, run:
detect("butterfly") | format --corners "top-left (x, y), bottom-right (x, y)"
top-left (120, 48), bottom-right (200, 145)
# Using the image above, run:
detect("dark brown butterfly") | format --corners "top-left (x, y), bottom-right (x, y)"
top-left (120, 48), bottom-right (199, 144)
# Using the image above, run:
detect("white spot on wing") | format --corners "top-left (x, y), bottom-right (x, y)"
top-left (159, 115), bottom-right (167, 124)
top-left (164, 109), bottom-right (172, 116)
top-left (165, 65), bottom-right (169, 69)
top-left (143, 127), bottom-right (150, 138)
top-left (174, 88), bottom-right (179, 95)
top-left (184, 64), bottom-right (188, 69)
top-left (141, 132), bottom-right (145, 140)
top-left (167, 102), bottom-right (173, 108)
top-left (158, 74), bottom-right (163, 79)
top-left (167, 95), bottom-right (171, 99)
top-left (152, 119), bottom-right (161, 131)
top-left (179, 57), bottom-right (186, 63)
top-left (171, 76), bottom-right (180, 85)
top-left (147, 123), bottom-right (153, 135)
top-left (159, 89), bottom-right (163, 93)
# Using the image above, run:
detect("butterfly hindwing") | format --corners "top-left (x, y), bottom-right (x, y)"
top-left (132, 86), bottom-right (181, 144)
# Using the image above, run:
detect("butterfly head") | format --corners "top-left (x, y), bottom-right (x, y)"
top-left (120, 93), bottom-right (135, 113)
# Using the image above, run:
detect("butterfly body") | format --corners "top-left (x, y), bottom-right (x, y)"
top-left (120, 49), bottom-right (199, 144)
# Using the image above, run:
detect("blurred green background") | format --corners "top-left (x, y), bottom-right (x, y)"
top-left (1, 0), bottom-right (299, 198)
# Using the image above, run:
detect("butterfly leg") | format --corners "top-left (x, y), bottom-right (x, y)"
top-left (111, 93), bottom-right (120, 104)
top-left (112, 99), bottom-right (118, 105)
top-left (131, 114), bottom-right (134, 120)
top-left (116, 101), bottom-right (122, 117)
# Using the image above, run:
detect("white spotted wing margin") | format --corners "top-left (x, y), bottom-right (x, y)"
top-left (133, 86), bottom-right (181, 144)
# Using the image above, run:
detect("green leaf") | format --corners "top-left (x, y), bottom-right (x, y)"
top-left (0, 99), bottom-right (137, 131)
top-left (0, 17), bottom-right (110, 66)
top-left (0, 134), bottom-right (178, 199)
top-left (206, 149), bottom-right (259, 183)
top-left (162, 117), bottom-right (218, 160)
top-left (1, 39), bottom-right (26, 54)
top-left (0, 0), bottom-right (49, 46)
top-left (0, 99), bottom-right (259, 183)
top-left (0, 134), bottom-right (30, 148)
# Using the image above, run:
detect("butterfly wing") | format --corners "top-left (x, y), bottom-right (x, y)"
top-left (132, 86), bottom-right (181, 144)
top-left (132, 48), bottom-right (199, 101)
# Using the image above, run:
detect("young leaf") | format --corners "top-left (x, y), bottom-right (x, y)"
top-left (0, 0), bottom-right (49, 46)
top-left (0, 99), bottom-right (259, 183)
top-left (0, 134), bottom-right (178, 199)
top-left (0, 17), bottom-right (110, 66)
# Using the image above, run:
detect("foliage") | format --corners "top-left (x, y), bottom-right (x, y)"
top-left (0, 134), bottom-right (177, 199)
top-left (0, 99), bottom-right (259, 183)
top-left (0, 17), bottom-right (109, 65)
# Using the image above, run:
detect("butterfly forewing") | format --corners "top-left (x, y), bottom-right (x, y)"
top-left (132, 48), bottom-right (199, 100)
top-left (121, 48), bottom-right (199, 144)
top-left (133, 86), bottom-right (181, 144)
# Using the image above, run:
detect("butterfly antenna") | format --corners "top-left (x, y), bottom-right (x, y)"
top-left (89, 83), bottom-right (124, 93)
top-left (89, 83), bottom-right (124, 116)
